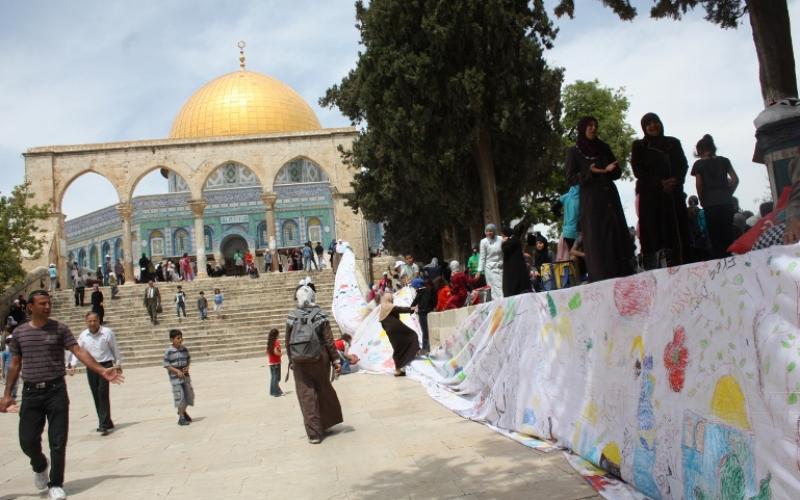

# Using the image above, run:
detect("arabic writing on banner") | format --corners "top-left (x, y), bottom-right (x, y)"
top-left (408, 247), bottom-right (800, 499)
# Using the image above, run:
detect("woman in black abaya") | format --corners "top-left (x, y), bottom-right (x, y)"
top-left (565, 116), bottom-right (634, 282)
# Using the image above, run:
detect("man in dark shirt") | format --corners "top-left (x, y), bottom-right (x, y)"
top-left (0, 290), bottom-right (124, 500)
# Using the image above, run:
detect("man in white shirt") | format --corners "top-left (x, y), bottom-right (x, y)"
top-left (67, 312), bottom-right (122, 435)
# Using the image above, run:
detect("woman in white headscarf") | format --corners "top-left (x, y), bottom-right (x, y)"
top-left (378, 293), bottom-right (419, 376)
top-left (476, 223), bottom-right (503, 300)
top-left (286, 283), bottom-right (343, 444)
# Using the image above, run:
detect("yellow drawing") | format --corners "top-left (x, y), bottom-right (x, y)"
top-left (710, 375), bottom-right (751, 430)
top-left (630, 335), bottom-right (645, 359)
top-left (541, 316), bottom-right (573, 349)
top-left (601, 441), bottom-right (622, 470)
top-left (489, 307), bottom-right (504, 336)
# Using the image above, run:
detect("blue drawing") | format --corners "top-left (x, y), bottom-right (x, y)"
top-left (634, 354), bottom-right (661, 499)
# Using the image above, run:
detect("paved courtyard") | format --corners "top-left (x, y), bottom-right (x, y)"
top-left (1, 357), bottom-right (598, 499)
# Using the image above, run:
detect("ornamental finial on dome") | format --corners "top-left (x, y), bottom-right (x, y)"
top-left (238, 40), bottom-right (246, 70)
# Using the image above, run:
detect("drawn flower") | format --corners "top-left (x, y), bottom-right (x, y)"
top-left (664, 326), bottom-right (689, 392)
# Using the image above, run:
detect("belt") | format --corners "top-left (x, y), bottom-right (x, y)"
top-left (24, 377), bottom-right (64, 391)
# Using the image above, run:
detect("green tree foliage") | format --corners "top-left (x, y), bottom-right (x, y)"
top-left (552, 1), bottom-right (796, 104)
top-left (321, 0), bottom-right (564, 258)
top-left (561, 79), bottom-right (637, 180)
top-left (0, 183), bottom-right (51, 289)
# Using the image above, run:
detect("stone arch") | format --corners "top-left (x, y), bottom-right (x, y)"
top-left (200, 160), bottom-right (265, 191)
top-left (129, 164), bottom-right (195, 201)
top-left (57, 169), bottom-right (123, 214)
top-left (273, 156), bottom-right (331, 186)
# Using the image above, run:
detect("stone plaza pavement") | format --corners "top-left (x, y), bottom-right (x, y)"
top-left (1, 357), bottom-right (599, 500)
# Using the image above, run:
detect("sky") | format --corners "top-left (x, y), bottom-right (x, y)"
top-left (1, 0), bottom-right (798, 227)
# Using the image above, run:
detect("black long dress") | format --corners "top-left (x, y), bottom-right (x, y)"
top-left (501, 223), bottom-right (532, 297)
top-left (565, 145), bottom-right (634, 282)
top-left (380, 306), bottom-right (420, 370)
top-left (91, 290), bottom-right (104, 324)
top-left (631, 136), bottom-right (691, 268)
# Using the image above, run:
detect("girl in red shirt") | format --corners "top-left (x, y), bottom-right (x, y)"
top-left (267, 329), bottom-right (284, 397)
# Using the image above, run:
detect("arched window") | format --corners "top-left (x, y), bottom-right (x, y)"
top-left (173, 228), bottom-right (190, 256)
top-left (204, 226), bottom-right (213, 252)
top-left (113, 238), bottom-right (122, 263)
top-left (282, 220), bottom-right (299, 247)
top-left (274, 158), bottom-right (329, 185)
top-left (89, 246), bottom-right (99, 270)
top-left (78, 248), bottom-right (87, 269)
top-left (204, 162), bottom-right (260, 190)
top-left (306, 217), bottom-right (322, 244)
top-left (101, 241), bottom-right (111, 272)
top-left (257, 221), bottom-right (268, 248)
top-left (150, 230), bottom-right (165, 258)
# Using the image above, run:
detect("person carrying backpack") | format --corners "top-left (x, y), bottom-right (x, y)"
top-left (285, 282), bottom-right (342, 444)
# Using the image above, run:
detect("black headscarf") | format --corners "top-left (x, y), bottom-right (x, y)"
top-left (533, 234), bottom-right (551, 268)
top-left (640, 112), bottom-right (665, 147)
top-left (576, 116), bottom-right (605, 158)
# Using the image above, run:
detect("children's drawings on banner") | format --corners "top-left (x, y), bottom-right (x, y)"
top-left (331, 244), bottom-right (371, 336)
top-left (347, 286), bottom-right (422, 374)
top-left (407, 246), bottom-right (800, 499)
top-left (332, 245), bottom-right (800, 498)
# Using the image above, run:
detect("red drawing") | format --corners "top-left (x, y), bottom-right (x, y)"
top-left (613, 275), bottom-right (655, 316)
top-left (664, 326), bottom-right (689, 392)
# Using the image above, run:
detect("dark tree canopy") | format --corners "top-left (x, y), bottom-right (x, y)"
top-left (322, 0), bottom-right (564, 259)
top-left (0, 183), bottom-right (50, 290)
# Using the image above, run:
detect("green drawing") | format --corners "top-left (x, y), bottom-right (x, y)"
top-left (788, 362), bottom-right (796, 373)
top-left (547, 293), bottom-right (557, 318)
top-left (568, 293), bottom-right (582, 310)
top-left (733, 274), bottom-right (744, 285)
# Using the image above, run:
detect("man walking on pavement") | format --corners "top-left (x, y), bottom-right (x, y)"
top-left (66, 311), bottom-right (123, 435)
top-left (144, 280), bottom-right (161, 325)
top-left (0, 290), bottom-right (125, 500)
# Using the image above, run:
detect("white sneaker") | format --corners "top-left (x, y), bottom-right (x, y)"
top-left (49, 486), bottom-right (67, 499)
top-left (34, 467), bottom-right (49, 490)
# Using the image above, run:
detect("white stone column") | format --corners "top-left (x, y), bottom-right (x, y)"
top-left (261, 192), bottom-right (278, 271)
top-left (189, 199), bottom-right (208, 279)
top-left (115, 203), bottom-right (134, 284)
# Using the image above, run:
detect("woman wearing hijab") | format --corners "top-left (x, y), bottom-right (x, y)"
top-left (476, 224), bottom-right (503, 300)
top-left (531, 234), bottom-right (553, 292)
top-left (285, 283), bottom-right (343, 444)
top-left (378, 293), bottom-right (420, 376)
top-left (423, 258), bottom-right (442, 280)
top-left (501, 221), bottom-right (532, 297)
top-left (444, 261), bottom-right (477, 310)
top-left (90, 284), bottom-right (105, 324)
top-left (631, 112), bottom-right (691, 269)
top-left (565, 116), bottom-right (634, 282)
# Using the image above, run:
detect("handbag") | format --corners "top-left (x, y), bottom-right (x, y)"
top-left (156, 303), bottom-right (163, 313)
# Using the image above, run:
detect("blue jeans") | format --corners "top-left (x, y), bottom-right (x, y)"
top-left (269, 364), bottom-right (282, 396)
top-left (199, 307), bottom-right (207, 320)
top-left (303, 256), bottom-right (317, 271)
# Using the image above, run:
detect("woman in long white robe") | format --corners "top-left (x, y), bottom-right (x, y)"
top-left (477, 224), bottom-right (503, 301)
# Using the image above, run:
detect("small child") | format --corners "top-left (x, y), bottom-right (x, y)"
top-left (266, 328), bottom-right (284, 396)
top-left (334, 333), bottom-right (360, 374)
top-left (197, 292), bottom-right (208, 320)
top-left (163, 329), bottom-right (194, 426)
top-left (175, 285), bottom-right (187, 319)
top-left (213, 288), bottom-right (224, 319)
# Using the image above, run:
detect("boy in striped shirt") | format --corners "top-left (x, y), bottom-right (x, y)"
top-left (163, 329), bottom-right (194, 426)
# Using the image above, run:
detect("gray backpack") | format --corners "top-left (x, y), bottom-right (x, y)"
top-left (287, 307), bottom-right (325, 363)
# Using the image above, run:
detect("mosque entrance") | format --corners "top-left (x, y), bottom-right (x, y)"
top-left (220, 235), bottom-right (249, 274)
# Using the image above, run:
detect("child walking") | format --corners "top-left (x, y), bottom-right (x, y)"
top-left (213, 288), bottom-right (224, 319)
top-left (197, 291), bottom-right (208, 320)
top-left (175, 285), bottom-right (187, 319)
top-left (163, 329), bottom-right (194, 426)
top-left (266, 328), bottom-right (284, 397)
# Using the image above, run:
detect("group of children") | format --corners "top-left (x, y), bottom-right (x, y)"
top-left (174, 286), bottom-right (225, 321)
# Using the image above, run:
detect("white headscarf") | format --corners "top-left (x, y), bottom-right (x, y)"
top-left (295, 285), bottom-right (317, 309)
top-left (449, 260), bottom-right (461, 273)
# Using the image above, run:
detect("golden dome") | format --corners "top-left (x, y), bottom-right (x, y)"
top-left (169, 70), bottom-right (321, 139)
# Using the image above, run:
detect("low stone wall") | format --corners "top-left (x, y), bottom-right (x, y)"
top-left (427, 305), bottom-right (477, 349)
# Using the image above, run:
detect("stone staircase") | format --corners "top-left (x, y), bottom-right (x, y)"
top-left (49, 271), bottom-right (342, 369)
